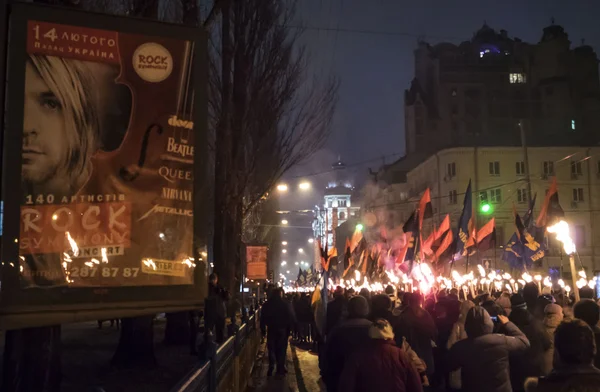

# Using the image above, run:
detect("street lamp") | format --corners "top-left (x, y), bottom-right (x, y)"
top-left (294, 262), bottom-right (299, 265)
top-left (281, 261), bottom-right (287, 266)
top-left (282, 249), bottom-right (287, 254)
top-left (298, 248), bottom-right (304, 253)
top-left (281, 219), bottom-right (288, 225)
top-left (282, 241), bottom-right (288, 245)
top-left (277, 184), bottom-right (288, 192)
top-left (308, 238), bottom-right (314, 244)
top-left (298, 181), bottom-right (311, 191)
top-left (286, 270), bottom-right (290, 274)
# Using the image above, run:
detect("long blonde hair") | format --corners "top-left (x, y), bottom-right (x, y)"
top-left (28, 54), bottom-right (102, 193)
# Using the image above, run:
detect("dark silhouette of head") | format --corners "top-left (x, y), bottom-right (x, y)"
top-left (573, 299), bottom-right (600, 328)
top-left (554, 318), bottom-right (596, 367)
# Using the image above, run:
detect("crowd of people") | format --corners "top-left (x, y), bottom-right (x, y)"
top-left (259, 281), bottom-right (600, 391)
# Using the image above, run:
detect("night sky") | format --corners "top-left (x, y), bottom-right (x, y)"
top-left (276, 0), bottom-right (600, 274)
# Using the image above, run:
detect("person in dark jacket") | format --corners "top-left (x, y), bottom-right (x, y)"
top-left (204, 273), bottom-right (229, 344)
top-left (326, 286), bottom-right (347, 335)
top-left (524, 318), bottom-right (600, 392)
top-left (522, 282), bottom-right (539, 317)
top-left (369, 294), bottom-right (394, 323)
top-left (508, 294), bottom-right (552, 391)
top-left (261, 288), bottom-right (296, 376)
top-left (338, 318), bottom-right (423, 392)
top-left (396, 291), bottom-right (437, 377)
top-left (573, 299), bottom-right (600, 369)
top-left (324, 295), bottom-right (372, 392)
top-left (448, 306), bottom-right (530, 392)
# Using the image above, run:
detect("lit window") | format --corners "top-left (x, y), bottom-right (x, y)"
top-left (571, 119), bottom-right (576, 130)
top-left (509, 73), bottom-right (526, 84)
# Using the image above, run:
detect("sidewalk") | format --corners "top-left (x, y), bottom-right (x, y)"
top-left (248, 340), bottom-right (326, 392)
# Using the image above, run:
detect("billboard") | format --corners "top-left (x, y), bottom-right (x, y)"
top-left (0, 3), bottom-right (208, 328)
top-left (246, 245), bottom-right (268, 280)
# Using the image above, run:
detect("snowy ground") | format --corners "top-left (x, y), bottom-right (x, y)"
top-left (249, 340), bottom-right (326, 392)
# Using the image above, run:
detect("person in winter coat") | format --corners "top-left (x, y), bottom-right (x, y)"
top-left (338, 319), bottom-right (423, 392)
top-left (260, 288), bottom-right (296, 376)
top-left (369, 294), bottom-right (395, 323)
top-left (324, 295), bottom-right (372, 392)
top-left (326, 286), bottom-right (347, 335)
top-left (522, 282), bottom-right (540, 317)
top-left (204, 273), bottom-right (229, 344)
top-left (508, 294), bottom-right (552, 391)
top-left (396, 292), bottom-right (437, 377)
top-left (541, 303), bottom-right (563, 375)
top-left (496, 292), bottom-right (512, 316)
top-left (446, 300), bottom-right (475, 391)
top-left (525, 318), bottom-right (600, 391)
top-left (448, 306), bottom-right (530, 392)
top-left (573, 299), bottom-right (600, 369)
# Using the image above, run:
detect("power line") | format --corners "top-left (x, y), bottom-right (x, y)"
top-left (289, 151), bottom-right (404, 179)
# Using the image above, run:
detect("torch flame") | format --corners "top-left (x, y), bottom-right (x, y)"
top-left (65, 231), bottom-right (79, 257)
top-left (547, 220), bottom-right (576, 255)
top-left (477, 264), bottom-right (486, 277)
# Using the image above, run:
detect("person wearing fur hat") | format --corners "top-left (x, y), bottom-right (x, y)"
top-left (573, 299), bottom-right (600, 369)
top-left (338, 319), bottom-right (423, 392)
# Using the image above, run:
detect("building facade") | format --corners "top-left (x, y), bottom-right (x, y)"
top-left (362, 146), bottom-right (600, 273)
top-left (313, 159), bottom-right (360, 249)
top-left (405, 23), bottom-right (600, 156)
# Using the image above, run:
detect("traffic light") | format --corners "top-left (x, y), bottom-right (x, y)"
top-left (479, 192), bottom-right (493, 215)
top-left (480, 203), bottom-right (492, 214)
top-left (356, 223), bottom-right (364, 232)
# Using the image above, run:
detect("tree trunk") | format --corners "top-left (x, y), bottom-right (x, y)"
top-left (2, 326), bottom-right (62, 392)
top-left (111, 316), bottom-right (156, 368)
top-left (164, 312), bottom-right (190, 345)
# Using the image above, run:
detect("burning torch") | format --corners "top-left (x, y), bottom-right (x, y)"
top-left (547, 220), bottom-right (579, 302)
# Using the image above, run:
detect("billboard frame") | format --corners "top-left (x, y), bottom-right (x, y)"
top-left (0, 2), bottom-right (209, 329)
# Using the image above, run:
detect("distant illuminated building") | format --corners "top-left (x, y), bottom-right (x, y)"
top-left (313, 158), bottom-right (360, 248)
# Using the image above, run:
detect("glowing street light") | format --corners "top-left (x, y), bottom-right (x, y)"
top-left (281, 261), bottom-right (287, 266)
top-left (356, 223), bottom-right (364, 232)
top-left (282, 249), bottom-right (287, 254)
top-left (294, 262), bottom-right (299, 265)
top-left (308, 238), bottom-right (314, 244)
top-left (281, 219), bottom-right (288, 225)
top-left (298, 182), bottom-right (311, 191)
top-left (282, 241), bottom-right (288, 246)
top-left (277, 184), bottom-right (288, 192)
top-left (286, 270), bottom-right (290, 274)
top-left (298, 248), bottom-right (304, 253)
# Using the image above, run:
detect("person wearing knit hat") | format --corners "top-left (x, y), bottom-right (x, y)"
top-left (497, 293), bottom-right (512, 316)
top-left (541, 303), bottom-right (564, 375)
top-left (338, 318), bottom-right (424, 392)
top-left (573, 299), bottom-right (600, 369)
top-left (510, 293), bottom-right (527, 310)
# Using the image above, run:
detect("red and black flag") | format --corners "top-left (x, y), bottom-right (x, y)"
top-left (402, 211), bottom-right (420, 271)
top-left (431, 214), bottom-right (450, 253)
top-left (476, 218), bottom-right (496, 252)
top-left (418, 188), bottom-right (433, 230)
top-left (536, 177), bottom-right (564, 228)
top-left (435, 229), bottom-right (455, 264)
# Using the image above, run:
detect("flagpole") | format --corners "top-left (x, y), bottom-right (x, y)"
top-left (465, 252), bottom-right (469, 274)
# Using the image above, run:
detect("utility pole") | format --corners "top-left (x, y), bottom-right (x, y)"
top-left (519, 120), bottom-right (533, 205)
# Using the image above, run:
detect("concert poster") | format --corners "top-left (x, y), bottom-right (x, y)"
top-left (16, 19), bottom-right (198, 288)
